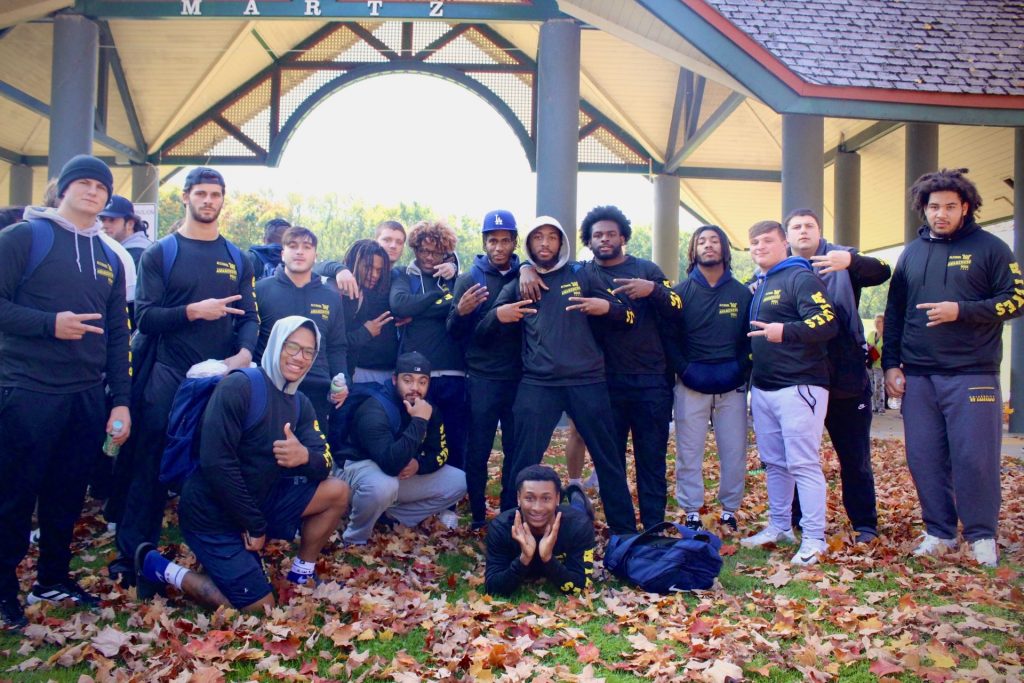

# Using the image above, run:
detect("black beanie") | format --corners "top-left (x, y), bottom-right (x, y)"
top-left (395, 352), bottom-right (431, 376)
top-left (57, 154), bottom-right (114, 201)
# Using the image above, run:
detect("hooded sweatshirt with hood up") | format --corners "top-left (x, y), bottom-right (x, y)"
top-left (179, 316), bottom-right (332, 538)
top-left (0, 208), bottom-right (131, 405)
top-left (883, 219), bottom-right (1024, 376)
top-left (480, 217), bottom-right (634, 386)
top-left (749, 256), bottom-right (838, 391)
top-left (447, 253), bottom-right (523, 380)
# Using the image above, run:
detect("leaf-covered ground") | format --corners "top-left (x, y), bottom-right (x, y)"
top-left (3, 432), bottom-right (1022, 682)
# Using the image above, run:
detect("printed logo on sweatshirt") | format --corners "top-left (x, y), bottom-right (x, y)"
top-left (719, 302), bottom-right (739, 318)
top-left (309, 302), bottom-right (330, 321)
top-left (761, 289), bottom-right (782, 305)
top-left (947, 253), bottom-right (972, 271)
top-left (95, 260), bottom-right (115, 286)
top-left (560, 281), bottom-right (582, 297)
top-left (435, 424), bottom-right (449, 466)
top-left (995, 262), bottom-right (1024, 317)
top-left (804, 291), bottom-right (835, 329)
top-left (216, 260), bottom-right (239, 282)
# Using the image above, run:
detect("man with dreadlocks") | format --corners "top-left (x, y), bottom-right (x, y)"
top-left (884, 168), bottom-right (1024, 567)
top-left (666, 226), bottom-right (752, 534)
top-left (340, 239), bottom-right (396, 385)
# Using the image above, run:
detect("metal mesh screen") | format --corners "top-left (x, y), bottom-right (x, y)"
top-left (222, 80), bottom-right (272, 149)
top-left (468, 72), bottom-right (533, 135)
top-left (426, 32), bottom-right (498, 65)
top-left (413, 22), bottom-right (453, 53)
top-left (166, 121), bottom-right (230, 157)
top-left (209, 132), bottom-right (259, 157)
top-left (579, 111), bottom-right (591, 128)
top-left (578, 128), bottom-right (646, 166)
top-left (279, 68), bottom-right (345, 127)
top-left (370, 21), bottom-right (403, 52)
top-left (294, 26), bottom-right (362, 62)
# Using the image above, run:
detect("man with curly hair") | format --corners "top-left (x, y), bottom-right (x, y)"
top-left (389, 221), bottom-right (466, 522)
top-left (884, 168), bottom-right (1024, 567)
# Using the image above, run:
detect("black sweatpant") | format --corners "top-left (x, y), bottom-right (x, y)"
top-left (426, 375), bottom-right (469, 471)
top-left (609, 377), bottom-right (672, 530)
top-left (793, 385), bottom-right (877, 535)
top-left (465, 376), bottom-right (517, 524)
top-left (113, 361), bottom-right (184, 569)
top-left (501, 382), bottom-right (637, 535)
top-left (0, 385), bottom-right (106, 598)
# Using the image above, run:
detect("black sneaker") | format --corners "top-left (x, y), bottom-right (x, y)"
top-left (854, 530), bottom-right (878, 545)
top-left (27, 579), bottom-right (99, 608)
top-left (0, 595), bottom-right (26, 630)
top-left (684, 512), bottom-right (703, 531)
top-left (134, 542), bottom-right (163, 600)
top-left (563, 483), bottom-right (595, 523)
top-left (719, 512), bottom-right (738, 533)
top-left (470, 519), bottom-right (488, 532)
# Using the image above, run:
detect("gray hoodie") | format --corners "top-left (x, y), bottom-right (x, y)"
top-left (261, 315), bottom-right (321, 395)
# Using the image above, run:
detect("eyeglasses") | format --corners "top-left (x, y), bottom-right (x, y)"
top-left (415, 248), bottom-right (445, 259)
top-left (282, 341), bottom-right (316, 360)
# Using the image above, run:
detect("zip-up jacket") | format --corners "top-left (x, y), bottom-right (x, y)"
top-left (804, 239), bottom-right (890, 397)
top-left (0, 217), bottom-right (130, 405)
top-left (179, 369), bottom-right (330, 537)
top-left (343, 285), bottom-right (398, 372)
top-left (749, 256), bottom-right (838, 390)
top-left (390, 263), bottom-right (463, 371)
top-left (485, 505), bottom-right (595, 596)
top-left (883, 220), bottom-right (1024, 375)
top-left (446, 254), bottom-right (522, 381)
top-left (135, 233), bottom-right (259, 373)
top-left (255, 267), bottom-right (348, 403)
top-left (339, 391), bottom-right (448, 476)
top-left (121, 231), bottom-right (152, 268)
top-left (666, 268), bottom-right (752, 393)
top-left (583, 256), bottom-right (681, 380)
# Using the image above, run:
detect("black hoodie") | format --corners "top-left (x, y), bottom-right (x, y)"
top-left (390, 264), bottom-right (463, 372)
top-left (479, 220), bottom-right (634, 386)
top-left (883, 220), bottom-right (1024, 375)
top-left (254, 267), bottom-right (348, 402)
top-left (447, 253), bottom-right (522, 381)
top-left (749, 257), bottom-right (838, 390)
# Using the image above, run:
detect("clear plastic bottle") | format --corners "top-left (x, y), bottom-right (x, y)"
top-left (887, 377), bottom-right (903, 411)
top-left (329, 372), bottom-right (347, 397)
top-left (103, 419), bottom-right (124, 457)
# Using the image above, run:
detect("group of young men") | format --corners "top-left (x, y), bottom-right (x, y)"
top-left (0, 156), bottom-right (1015, 624)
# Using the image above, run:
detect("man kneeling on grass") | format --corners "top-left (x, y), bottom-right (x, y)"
top-left (135, 317), bottom-right (350, 611)
top-left (485, 465), bottom-right (595, 596)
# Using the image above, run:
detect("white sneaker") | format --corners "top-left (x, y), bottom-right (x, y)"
top-left (971, 538), bottom-right (998, 567)
top-left (791, 537), bottom-right (828, 566)
top-left (438, 509), bottom-right (459, 530)
top-left (739, 525), bottom-right (797, 548)
top-left (911, 533), bottom-right (957, 557)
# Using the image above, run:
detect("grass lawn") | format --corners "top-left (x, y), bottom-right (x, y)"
top-left (2, 431), bottom-right (1021, 682)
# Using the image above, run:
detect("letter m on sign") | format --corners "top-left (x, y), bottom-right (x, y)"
top-left (181, 0), bottom-right (202, 15)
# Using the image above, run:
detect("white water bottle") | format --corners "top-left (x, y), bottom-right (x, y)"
top-left (887, 377), bottom-right (903, 410)
top-left (329, 372), bottom-right (347, 397)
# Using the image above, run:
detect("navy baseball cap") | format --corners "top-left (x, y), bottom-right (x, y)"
top-left (482, 210), bottom-right (516, 234)
top-left (183, 166), bottom-right (225, 191)
top-left (99, 195), bottom-right (137, 220)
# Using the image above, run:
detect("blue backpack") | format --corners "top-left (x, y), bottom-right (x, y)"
top-left (604, 522), bottom-right (724, 593)
top-left (18, 218), bottom-right (121, 288)
top-left (326, 382), bottom-right (402, 459)
top-left (159, 367), bottom-right (298, 490)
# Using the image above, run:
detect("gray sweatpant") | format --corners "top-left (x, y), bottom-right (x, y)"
top-left (340, 459), bottom-right (467, 544)
top-left (902, 374), bottom-right (1002, 541)
top-left (751, 385), bottom-right (829, 540)
top-left (673, 379), bottom-right (748, 513)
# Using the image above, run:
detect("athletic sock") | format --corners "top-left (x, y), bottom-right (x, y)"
top-left (290, 558), bottom-right (316, 577)
top-left (142, 552), bottom-right (189, 589)
top-left (568, 478), bottom-right (582, 488)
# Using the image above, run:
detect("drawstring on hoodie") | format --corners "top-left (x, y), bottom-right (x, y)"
top-left (22, 206), bottom-right (102, 280)
top-left (797, 384), bottom-right (817, 412)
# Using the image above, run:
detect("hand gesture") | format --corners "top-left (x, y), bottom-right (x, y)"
top-left (187, 294), bottom-right (244, 321)
top-left (885, 368), bottom-right (905, 398)
top-left (273, 423), bottom-right (309, 468)
top-left (335, 269), bottom-right (360, 299)
top-left (566, 297), bottom-right (610, 316)
top-left (405, 398), bottom-right (433, 421)
top-left (456, 283), bottom-right (489, 316)
top-left (747, 320), bottom-right (784, 343)
top-left (611, 278), bottom-right (655, 299)
top-left (243, 531), bottom-right (266, 552)
top-left (397, 458), bottom-right (420, 480)
top-left (364, 310), bottom-right (394, 337)
top-left (519, 266), bottom-right (548, 302)
top-left (809, 250), bottom-right (852, 275)
top-left (916, 301), bottom-right (959, 327)
top-left (106, 405), bottom-right (132, 446)
top-left (496, 299), bottom-right (537, 323)
top-left (223, 348), bottom-right (253, 372)
top-left (54, 311), bottom-right (103, 340)
top-left (537, 511), bottom-right (562, 563)
top-left (511, 510), bottom-right (537, 565)
top-left (434, 262), bottom-right (457, 281)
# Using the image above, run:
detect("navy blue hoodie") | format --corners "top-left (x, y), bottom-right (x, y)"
top-left (447, 253), bottom-right (522, 381)
top-left (390, 263), bottom-right (463, 372)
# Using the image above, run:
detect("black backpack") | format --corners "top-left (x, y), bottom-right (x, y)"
top-left (605, 522), bottom-right (724, 593)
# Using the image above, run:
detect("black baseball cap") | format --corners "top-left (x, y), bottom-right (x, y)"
top-left (183, 166), bottom-right (225, 191)
top-left (395, 352), bottom-right (431, 376)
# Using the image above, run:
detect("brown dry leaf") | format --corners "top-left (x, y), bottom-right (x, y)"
top-left (91, 626), bottom-right (131, 658)
top-left (701, 658), bottom-right (744, 682)
top-left (766, 567), bottom-right (791, 588)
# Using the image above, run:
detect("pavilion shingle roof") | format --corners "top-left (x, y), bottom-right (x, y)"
top-left (700, 0), bottom-right (1024, 95)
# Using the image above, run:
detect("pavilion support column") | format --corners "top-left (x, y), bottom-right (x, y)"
top-left (48, 14), bottom-right (99, 180)
top-left (904, 122), bottom-right (939, 244)
top-left (132, 163), bottom-right (159, 204)
top-left (833, 150), bottom-right (861, 249)
top-left (653, 174), bottom-right (681, 282)
top-left (1010, 129), bottom-right (1024, 433)
top-left (781, 114), bottom-right (824, 224)
top-left (9, 164), bottom-right (33, 206)
top-left (535, 18), bottom-right (580, 257)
